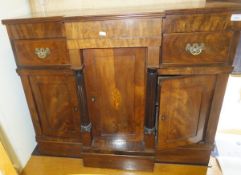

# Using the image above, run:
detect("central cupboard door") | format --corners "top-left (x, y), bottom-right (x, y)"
top-left (83, 48), bottom-right (146, 149)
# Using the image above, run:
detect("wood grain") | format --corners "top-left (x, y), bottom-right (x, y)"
top-left (156, 144), bottom-right (212, 165)
top-left (14, 39), bottom-right (69, 66)
top-left (0, 142), bottom-right (18, 175)
top-left (68, 49), bottom-right (82, 67)
top-left (67, 38), bottom-right (162, 49)
top-left (83, 153), bottom-right (154, 171)
top-left (158, 66), bottom-right (233, 75)
top-left (65, 19), bottom-right (162, 39)
top-left (37, 140), bottom-right (82, 157)
top-left (20, 155), bottom-right (222, 175)
top-left (163, 13), bottom-right (234, 33)
top-left (162, 32), bottom-right (233, 65)
top-left (6, 22), bottom-right (64, 39)
top-left (205, 74), bottom-right (229, 144)
top-left (83, 48), bottom-right (146, 150)
top-left (29, 70), bottom-right (81, 139)
top-left (157, 75), bottom-right (216, 149)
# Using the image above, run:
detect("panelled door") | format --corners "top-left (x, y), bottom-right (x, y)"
top-left (157, 75), bottom-right (216, 149)
top-left (83, 48), bottom-right (146, 149)
top-left (29, 70), bottom-right (81, 139)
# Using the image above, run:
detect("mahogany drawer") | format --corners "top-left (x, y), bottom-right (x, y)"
top-left (163, 13), bottom-right (233, 33)
top-left (6, 21), bottom-right (65, 39)
top-left (162, 32), bottom-right (233, 65)
top-left (65, 18), bottom-right (162, 39)
top-left (14, 39), bottom-right (69, 66)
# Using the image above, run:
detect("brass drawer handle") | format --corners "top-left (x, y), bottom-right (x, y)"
top-left (35, 48), bottom-right (51, 59)
top-left (185, 43), bottom-right (205, 56)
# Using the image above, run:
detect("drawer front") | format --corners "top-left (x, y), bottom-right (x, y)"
top-left (162, 32), bottom-right (233, 65)
top-left (14, 39), bottom-right (69, 66)
top-left (65, 18), bottom-right (162, 39)
top-left (7, 22), bottom-right (65, 39)
top-left (163, 13), bottom-right (234, 33)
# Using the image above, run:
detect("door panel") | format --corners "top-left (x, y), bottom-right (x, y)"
top-left (157, 75), bottom-right (216, 149)
top-left (29, 71), bottom-right (81, 138)
top-left (83, 48), bottom-right (146, 145)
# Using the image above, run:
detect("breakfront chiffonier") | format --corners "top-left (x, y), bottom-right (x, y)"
top-left (2, 0), bottom-right (241, 171)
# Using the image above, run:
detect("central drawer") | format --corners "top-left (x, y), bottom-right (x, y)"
top-left (65, 19), bottom-right (162, 39)
top-left (162, 32), bottom-right (233, 66)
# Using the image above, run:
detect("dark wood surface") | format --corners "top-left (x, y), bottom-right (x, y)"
top-left (6, 21), bottom-right (65, 39)
top-left (205, 74), bottom-right (230, 144)
top-left (157, 75), bottom-right (216, 149)
top-left (162, 32), bottom-right (233, 65)
top-left (83, 48), bottom-right (146, 151)
top-left (2, 2), bottom-right (241, 171)
top-left (82, 153), bottom-right (154, 171)
top-left (163, 13), bottom-right (236, 33)
top-left (14, 39), bottom-right (69, 66)
top-left (28, 70), bottom-right (81, 139)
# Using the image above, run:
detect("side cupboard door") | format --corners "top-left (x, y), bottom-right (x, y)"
top-left (28, 70), bottom-right (81, 139)
top-left (157, 75), bottom-right (216, 149)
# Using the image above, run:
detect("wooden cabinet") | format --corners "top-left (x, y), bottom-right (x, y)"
top-left (2, 1), bottom-right (241, 171)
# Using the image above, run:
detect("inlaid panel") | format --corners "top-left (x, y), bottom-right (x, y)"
top-left (83, 48), bottom-right (146, 150)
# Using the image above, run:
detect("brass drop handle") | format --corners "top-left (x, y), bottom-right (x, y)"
top-left (185, 43), bottom-right (205, 56)
top-left (35, 48), bottom-right (51, 59)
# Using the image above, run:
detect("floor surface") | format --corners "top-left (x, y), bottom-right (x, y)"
top-left (21, 156), bottom-right (222, 175)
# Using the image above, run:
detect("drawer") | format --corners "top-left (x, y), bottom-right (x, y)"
top-left (65, 18), bottom-right (162, 39)
top-left (163, 13), bottom-right (233, 33)
top-left (14, 39), bottom-right (69, 66)
top-left (7, 21), bottom-right (65, 39)
top-left (162, 32), bottom-right (233, 65)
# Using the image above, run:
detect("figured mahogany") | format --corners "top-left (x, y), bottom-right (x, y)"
top-left (14, 39), bottom-right (69, 66)
top-left (83, 48), bottom-right (146, 151)
top-left (163, 13), bottom-right (236, 33)
top-left (6, 21), bottom-right (65, 39)
top-left (2, 1), bottom-right (241, 171)
top-left (162, 32), bottom-right (233, 65)
top-left (157, 75), bottom-right (216, 149)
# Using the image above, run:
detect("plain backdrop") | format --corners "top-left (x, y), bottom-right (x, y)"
top-left (0, 0), bottom-right (36, 171)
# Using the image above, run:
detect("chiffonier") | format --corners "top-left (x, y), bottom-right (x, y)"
top-left (2, 1), bottom-right (241, 171)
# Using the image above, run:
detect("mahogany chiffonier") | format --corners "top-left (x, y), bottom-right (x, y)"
top-left (2, 1), bottom-right (241, 171)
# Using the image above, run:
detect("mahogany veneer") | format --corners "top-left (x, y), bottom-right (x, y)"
top-left (2, 1), bottom-right (241, 171)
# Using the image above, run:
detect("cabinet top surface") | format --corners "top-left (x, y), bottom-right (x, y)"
top-left (2, 1), bottom-right (241, 24)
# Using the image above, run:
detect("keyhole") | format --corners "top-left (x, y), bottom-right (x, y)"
top-left (161, 115), bottom-right (166, 121)
top-left (73, 107), bottom-right (78, 112)
top-left (91, 96), bottom-right (96, 102)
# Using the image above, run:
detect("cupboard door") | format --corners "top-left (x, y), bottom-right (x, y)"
top-left (157, 75), bottom-right (216, 149)
top-left (83, 48), bottom-right (146, 148)
top-left (29, 71), bottom-right (81, 139)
